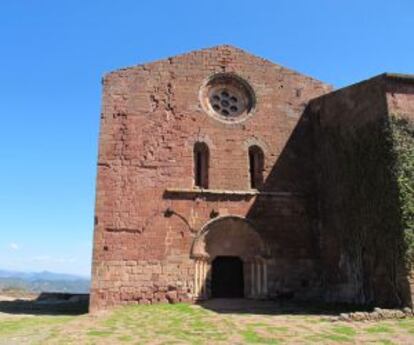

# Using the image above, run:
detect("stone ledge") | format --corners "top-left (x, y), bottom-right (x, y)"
top-left (164, 188), bottom-right (304, 198)
top-left (329, 307), bottom-right (414, 322)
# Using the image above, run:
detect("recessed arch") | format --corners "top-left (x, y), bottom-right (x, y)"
top-left (191, 215), bottom-right (269, 300)
top-left (190, 215), bottom-right (267, 260)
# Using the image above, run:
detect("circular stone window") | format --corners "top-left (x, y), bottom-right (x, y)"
top-left (200, 73), bottom-right (255, 123)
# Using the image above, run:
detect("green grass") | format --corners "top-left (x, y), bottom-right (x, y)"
top-left (323, 333), bottom-right (353, 343)
top-left (366, 324), bottom-right (394, 334)
top-left (376, 340), bottom-right (396, 345)
top-left (305, 329), bottom-right (354, 344)
top-left (98, 303), bottom-right (229, 344)
top-left (306, 325), bottom-right (358, 344)
top-left (87, 329), bottom-right (114, 337)
top-left (241, 329), bottom-right (279, 344)
top-left (117, 335), bottom-right (133, 342)
top-left (331, 325), bottom-right (357, 336)
top-left (397, 319), bottom-right (414, 334)
top-left (0, 316), bottom-right (73, 336)
top-left (0, 304), bottom-right (414, 344)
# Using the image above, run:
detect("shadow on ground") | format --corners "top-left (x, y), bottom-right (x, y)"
top-left (199, 298), bottom-right (373, 316)
top-left (0, 295), bottom-right (372, 317)
top-left (0, 293), bottom-right (89, 316)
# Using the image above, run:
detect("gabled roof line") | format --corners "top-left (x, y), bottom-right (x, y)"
top-left (106, 44), bottom-right (276, 75)
top-left (103, 44), bottom-right (329, 86)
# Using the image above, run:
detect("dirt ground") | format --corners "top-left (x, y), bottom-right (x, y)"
top-left (1, 296), bottom-right (414, 344)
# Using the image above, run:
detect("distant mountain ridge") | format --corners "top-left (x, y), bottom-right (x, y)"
top-left (0, 269), bottom-right (89, 281)
top-left (0, 269), bottom-right (90, 293)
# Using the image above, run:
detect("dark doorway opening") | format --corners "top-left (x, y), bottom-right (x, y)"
top-left (212, 256), bottom-right (244, 298)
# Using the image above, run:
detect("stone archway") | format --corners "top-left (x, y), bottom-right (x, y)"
top-left (191, 216), bottom-right (269, 300)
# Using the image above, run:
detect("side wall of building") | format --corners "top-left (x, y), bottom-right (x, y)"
top-left (385, 76), bottom-right (414, 307)
top-left (90, 46), bottom-right (330, 311)
top-left (310, 76), bottom-right (412, 307)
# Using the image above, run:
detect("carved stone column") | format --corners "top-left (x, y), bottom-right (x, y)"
top-left (250, 260), bottom-right (256, 297)
top-left (263, 260), bottom-right (268, 296)
top-left (194, 257), bottom-right (209, 300)
top-left (249, 257), bottom-right (268, 299)
top-left (256, 259), bottom-right (262, 297)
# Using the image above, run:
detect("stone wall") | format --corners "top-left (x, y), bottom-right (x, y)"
top-left (91, 45), bottom-right (414, 312)
top-left (309, 74), bottom-right (414, 307)
top-left (385, 75), bottom-right (414, 307)
top-left (90, 45), bottom-right (330, 311)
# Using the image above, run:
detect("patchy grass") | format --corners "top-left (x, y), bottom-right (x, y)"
top-left (376, 340), bottom-right (397, 345)
top-left (398, 319), bottom-right (414, 334)
top-left (241, 329), bottom-right (279, 344)
top-left (0, 304), bottom-right (414, 344)
top-left (366, 324), bottom-right (395, 334)
top-left (87, 329), bottom-right (114, 337)
top-left (331, 325), bottom-right (357, 336)
top-left (0, 316), bottom-right (73, 336)
top-left (303, 325), bottom-right (358, 344)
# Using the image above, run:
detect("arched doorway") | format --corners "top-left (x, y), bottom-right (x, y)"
top-left (191, 216), bottom-right (268, 300)
top-left (212, 256), bottom-right (244, 298)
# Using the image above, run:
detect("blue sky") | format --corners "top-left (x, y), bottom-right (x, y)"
top-left (1, 1), bottom-right (413, 276)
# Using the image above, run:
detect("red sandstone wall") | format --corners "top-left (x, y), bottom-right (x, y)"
top-left (385, 75), bottom-right (414, 307)
top-left (310, 75), bottom-right (414, 307)
top-left (386, 75), bottom-right (414, 123)
top-left (90, 46), bottom-right (330, 311)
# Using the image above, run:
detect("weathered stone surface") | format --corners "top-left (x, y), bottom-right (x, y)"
top-left (308, 74), bottom-right (414, 308)
top-left (90, 46), bottom-right (414, 312)
top-left (336, 307), bottom-right (413, 322)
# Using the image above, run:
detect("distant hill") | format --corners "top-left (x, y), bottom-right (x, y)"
top-left (0, 269), bottom-right (90, 294)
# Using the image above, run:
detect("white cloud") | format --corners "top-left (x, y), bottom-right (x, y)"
top-left (9, 243), bottom-right (20, 251)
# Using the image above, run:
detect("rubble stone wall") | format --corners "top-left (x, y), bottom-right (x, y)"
top-left (90, 46), bottom-right (330, 311)
top-left (310, 75), bottom-right (414, 307)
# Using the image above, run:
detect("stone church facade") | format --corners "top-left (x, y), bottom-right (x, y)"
top-left (90, 45), bottom-right (414, 312)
